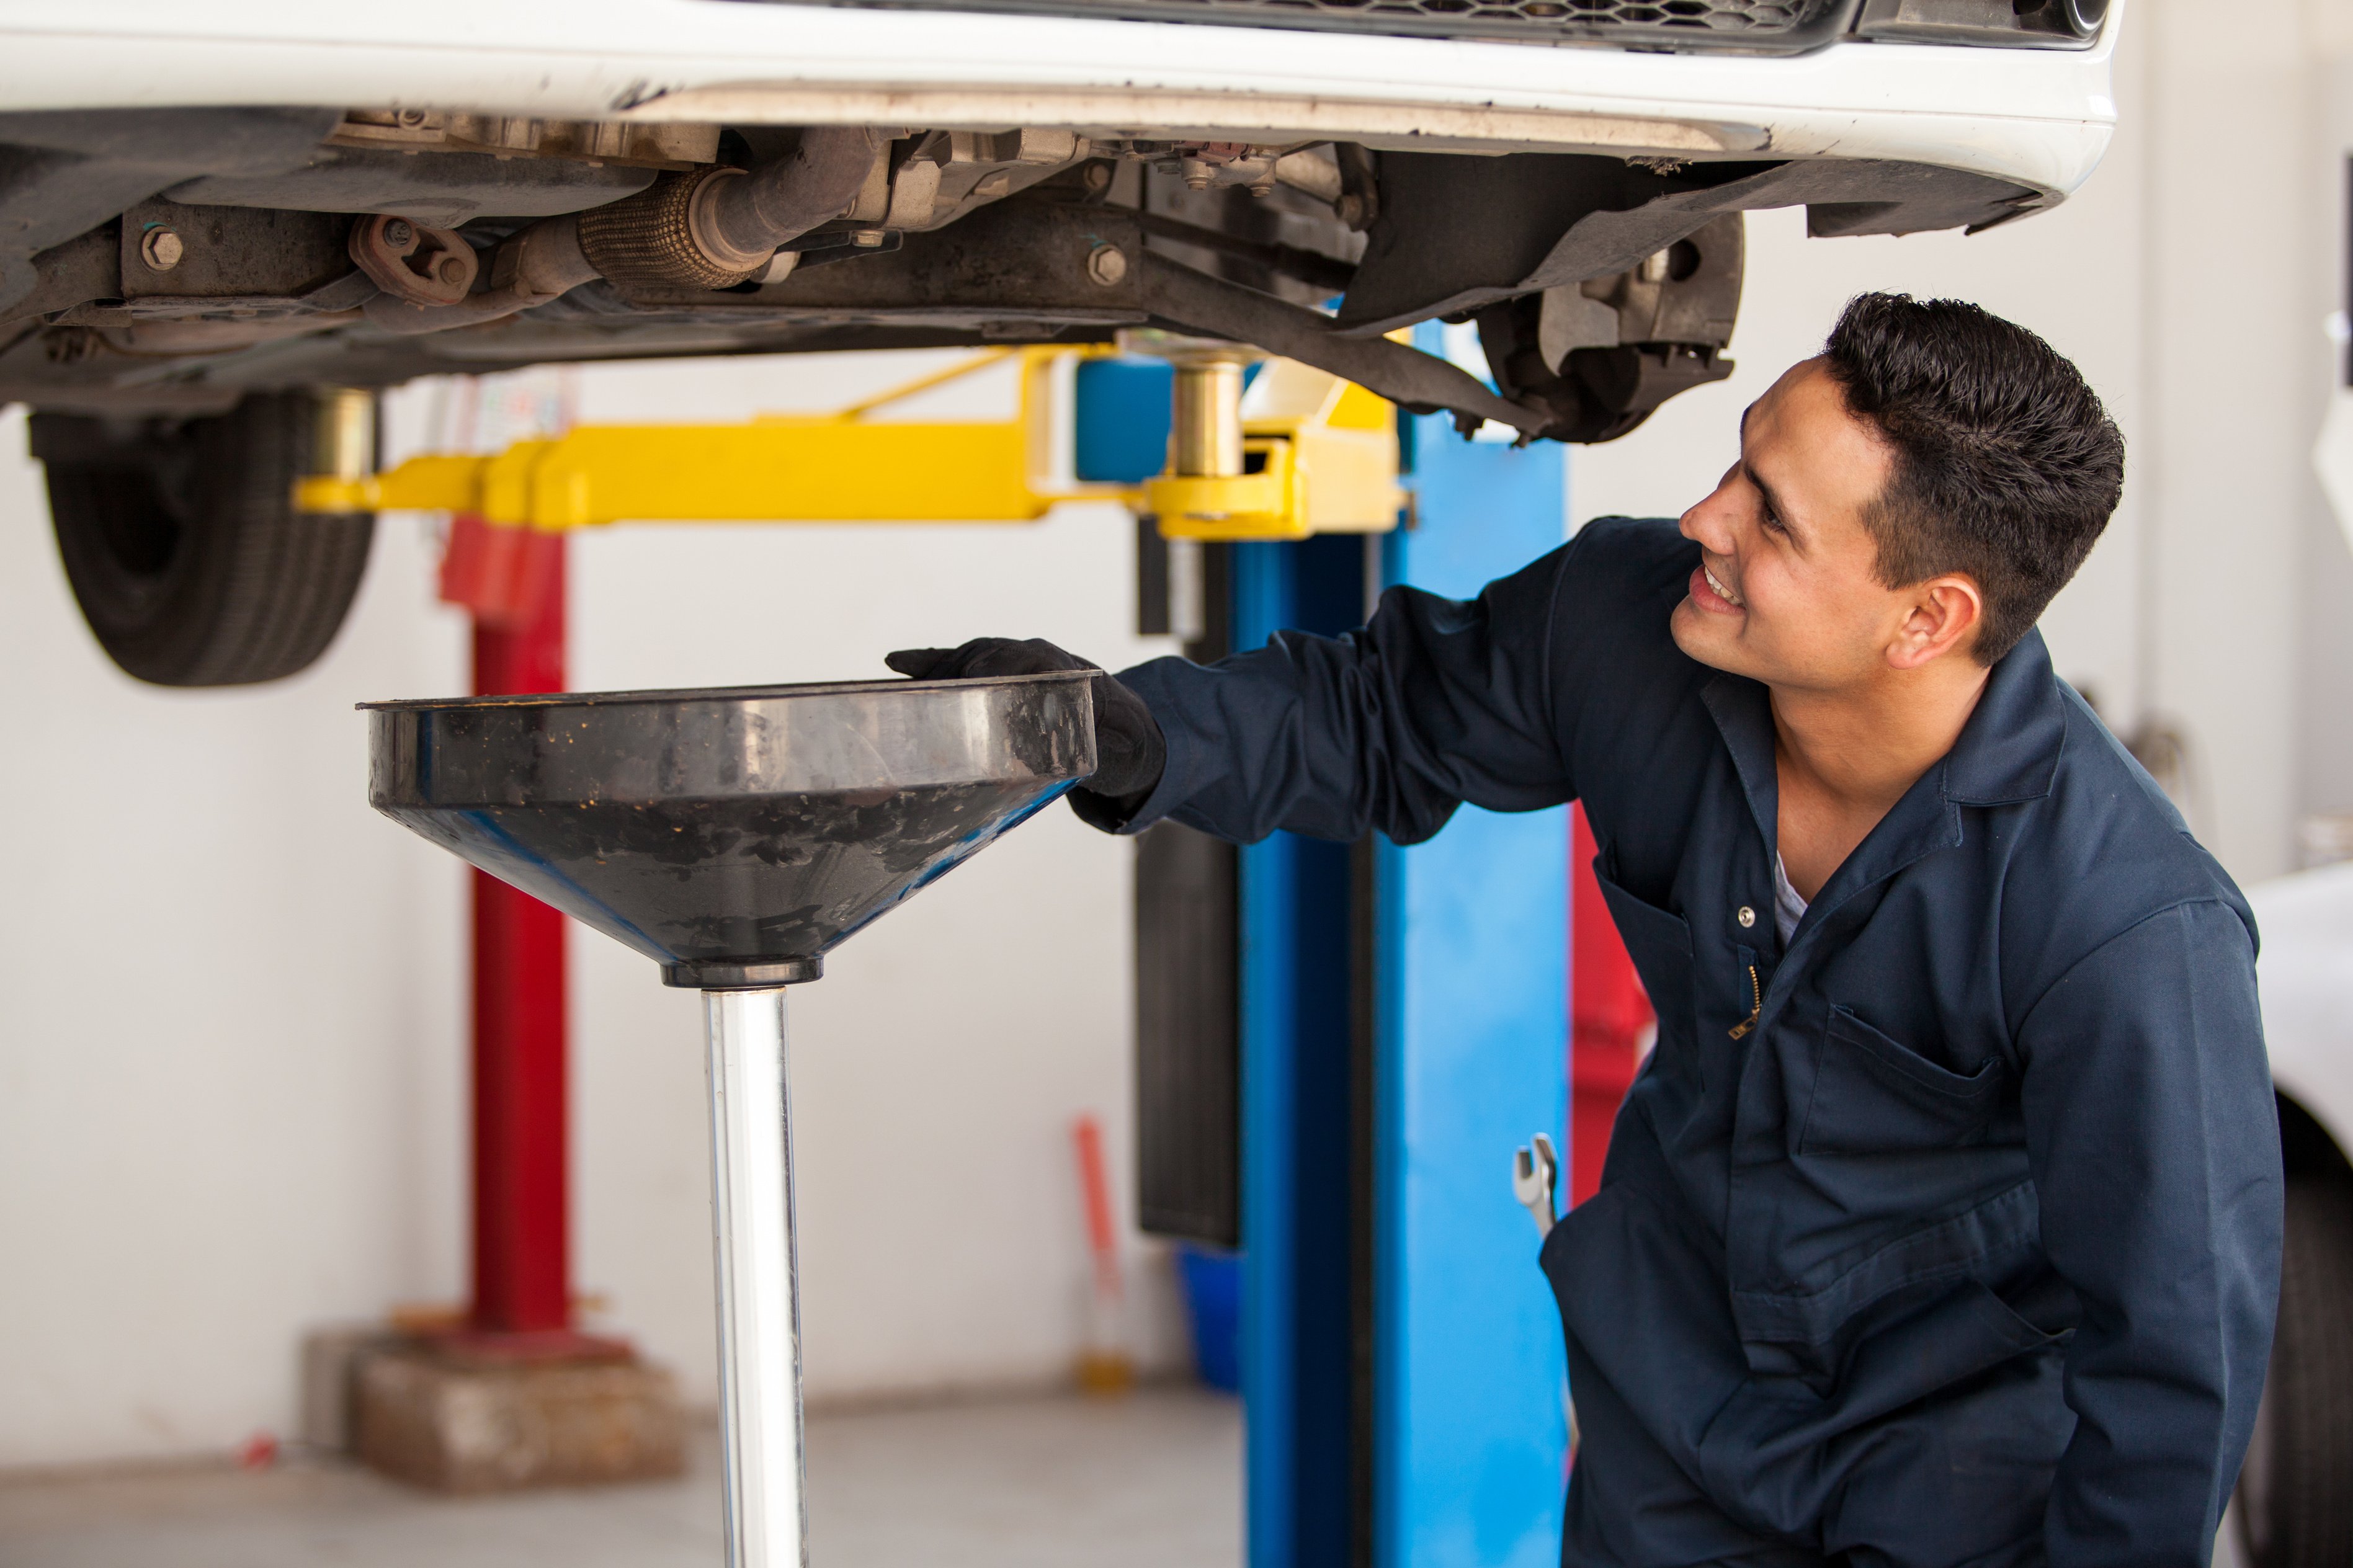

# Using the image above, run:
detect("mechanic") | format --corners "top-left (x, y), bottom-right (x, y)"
top-left (889, 294), bottom-right (2282, 1567)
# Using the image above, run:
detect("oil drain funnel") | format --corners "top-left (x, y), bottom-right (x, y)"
top-left (362, 673), bottom-right (1096, 1567)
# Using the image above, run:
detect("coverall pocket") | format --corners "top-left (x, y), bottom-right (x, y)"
top-left (1798, 1005), bottom-right (2002, 1155)
top-left (1594, 868), bottom-right (1694, 1048)
top-left (1700, 1279), bottom-right (2071, 1551)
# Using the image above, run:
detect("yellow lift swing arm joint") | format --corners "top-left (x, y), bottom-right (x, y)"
top-left (294, 345), bottom-right (1405, 542)
top-left (1141, 342), bottom-right (1408, 543)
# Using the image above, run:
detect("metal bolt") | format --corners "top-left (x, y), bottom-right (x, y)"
top-left (1181, 158), bottom-right (1213, 191)
top-left (850, 229), bottom-right (888, 248)
top-left (1086, 244), bottom-right (1128, 287)
top-left (1737, 905), bottom-right (1756, 929)
top-left (1082, 161), bottom-right (1112, 191)
top-left (140, 226), bottom-right (184, 272)
top-left (435, 254), bottom-right (468, 285)
top-left (382, 218), bottom-right (416, 249)
top-left (395, 109), bottom-right (430, 129)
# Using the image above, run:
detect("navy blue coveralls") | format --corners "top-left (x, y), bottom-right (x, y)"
top-left (1093, 519), bottom-right (2282, 1567)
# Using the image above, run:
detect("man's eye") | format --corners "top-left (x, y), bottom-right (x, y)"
top-left (1759, 508), bottom-right (1785, 536)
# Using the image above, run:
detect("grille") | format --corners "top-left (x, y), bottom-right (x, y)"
top-left (783, 0), bottom-right (1859, 51)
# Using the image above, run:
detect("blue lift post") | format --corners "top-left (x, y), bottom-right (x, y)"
top-left (1370, 401), bottom-right (1571, 1568)
top-left (1231, 401), bottom-right (1571, 1564)
top-left (1078, 347), bottom-right (1571, 1568)
top-left (1231, 533), bottom-right (1365, 1568)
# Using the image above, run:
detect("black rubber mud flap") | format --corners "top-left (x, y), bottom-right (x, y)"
top-left (32, 391), bottom-right (376, 687)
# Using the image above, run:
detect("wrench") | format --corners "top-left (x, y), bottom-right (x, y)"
top-left (1512, 1132), bottom-right (1560, 1237)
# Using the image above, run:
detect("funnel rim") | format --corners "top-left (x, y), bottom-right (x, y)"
top-left (365, 667), bottom-right (1095, 982)
top-left (355, 669), bottom-right (1096, 714)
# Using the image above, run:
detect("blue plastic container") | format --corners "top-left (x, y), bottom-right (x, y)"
top-left (1176, 1244), bottom-right (1243, 1394)
top-left (1072, 356), bottom-right (1266, 484)
top-left (1073, 358), bottom-right (1174, 483)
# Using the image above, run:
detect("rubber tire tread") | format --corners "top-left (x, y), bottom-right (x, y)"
top-left (2244, 1176), bottom-right (2353, 1568)
top-left (40, 393), bottom-right (376, 687)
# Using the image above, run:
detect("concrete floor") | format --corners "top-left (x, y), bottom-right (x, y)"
top-left (0, 1387), bottom-right (1242, 1568)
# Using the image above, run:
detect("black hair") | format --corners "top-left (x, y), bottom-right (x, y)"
top-left (1821, 293), bottom-right (2124, 663)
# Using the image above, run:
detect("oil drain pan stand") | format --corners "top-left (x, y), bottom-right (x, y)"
top-left (362, 672), bottom-right (1097, 1567)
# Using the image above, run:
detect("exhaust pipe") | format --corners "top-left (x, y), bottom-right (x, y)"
top-left (711, 128), bottom-right (886, 275)
top-left (365, 128), bottom-right (883, 336)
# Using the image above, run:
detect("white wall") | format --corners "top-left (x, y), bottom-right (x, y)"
top-left (2297, 42), bottom-right (2353, 822)
top-left (0, 408), bottom-right (468, 1465)
top-left (1577, 0), bottom-right (2353, 883)
top-left (0, 350), bottom-right (1186, 1469)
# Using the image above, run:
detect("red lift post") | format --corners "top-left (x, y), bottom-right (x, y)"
top-left (1569, 805), bottom-right (1652, 1208)
top-left (349, 514), bottom-right (682, 1494)
top-left (444, 514), bottom-right (590, 1348)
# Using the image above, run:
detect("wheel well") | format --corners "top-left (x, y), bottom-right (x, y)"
top-left (2279, 1092), bottom-right (2352, 1183)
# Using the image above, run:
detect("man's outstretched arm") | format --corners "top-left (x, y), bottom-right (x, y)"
top-left (894, 539), bottom-right (1584, 847)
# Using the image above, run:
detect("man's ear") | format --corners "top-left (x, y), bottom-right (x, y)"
top-left (1887, 574), bottom-right (1984, 670)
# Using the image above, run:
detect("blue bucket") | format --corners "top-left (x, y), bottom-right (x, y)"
top-left (1176, 1245), bottom-right (1243, 1394)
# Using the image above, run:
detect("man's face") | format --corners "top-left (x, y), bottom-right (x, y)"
top-left (1669, 359), bottom-right (1918, 692)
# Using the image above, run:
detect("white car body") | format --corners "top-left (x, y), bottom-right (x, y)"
top-left (2249, 863), bottom-right (2353, 1159)
top-left (0, 0), bottom-right (2118, 198)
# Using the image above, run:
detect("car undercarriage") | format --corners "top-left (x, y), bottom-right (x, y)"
top-left (0, 107), bottom-right (2046, 439)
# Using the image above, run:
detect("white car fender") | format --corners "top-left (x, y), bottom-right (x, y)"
top-left (2247, 863), bottom-right (2353, 1159)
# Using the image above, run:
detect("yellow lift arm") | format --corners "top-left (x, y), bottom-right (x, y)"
top-left (295, 345), bottom-right (1402, 541)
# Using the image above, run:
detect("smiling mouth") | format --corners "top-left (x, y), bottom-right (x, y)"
top-left (1703, 563), bottom-right (1744, 608)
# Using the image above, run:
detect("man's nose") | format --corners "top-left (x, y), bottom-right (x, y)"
top-left (1680, 486), bottom-right (1737, 555)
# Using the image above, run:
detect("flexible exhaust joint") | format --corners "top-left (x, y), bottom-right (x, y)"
top-left (364, 128), bottom-right (882, 334)
top-left (580, 127), bottom-right (883, 287)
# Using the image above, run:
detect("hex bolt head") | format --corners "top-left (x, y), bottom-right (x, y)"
top-left (140, 226), bottom-right (184, 272)
top-left (382, 218), bottom-right (416, 250)
top-left (849, 229), bottom-right (889, 248)
top-left (1086, 244), bottom-right (1128, 287)
top-left (435, 254), bottom-right (468, 285)
top-left (1082, 161), bottom-right (1113, 191)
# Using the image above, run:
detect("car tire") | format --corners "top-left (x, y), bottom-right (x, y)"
top-left (31, 393), bottom-right (377, 687)
top-left (2237, 1175), bottom-right (2353, 1567)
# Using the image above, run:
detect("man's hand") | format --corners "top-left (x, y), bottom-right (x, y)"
top-left (885, 638), bottom-right (1166, 803)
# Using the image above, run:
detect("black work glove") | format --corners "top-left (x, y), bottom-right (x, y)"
top-left (885, 638), bottom-right (1167, 815)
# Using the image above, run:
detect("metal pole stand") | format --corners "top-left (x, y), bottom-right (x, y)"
top-left (704, 987), bottom-right (807, 1568)
top-left (361, 672), bottom-right (1097, 1552)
